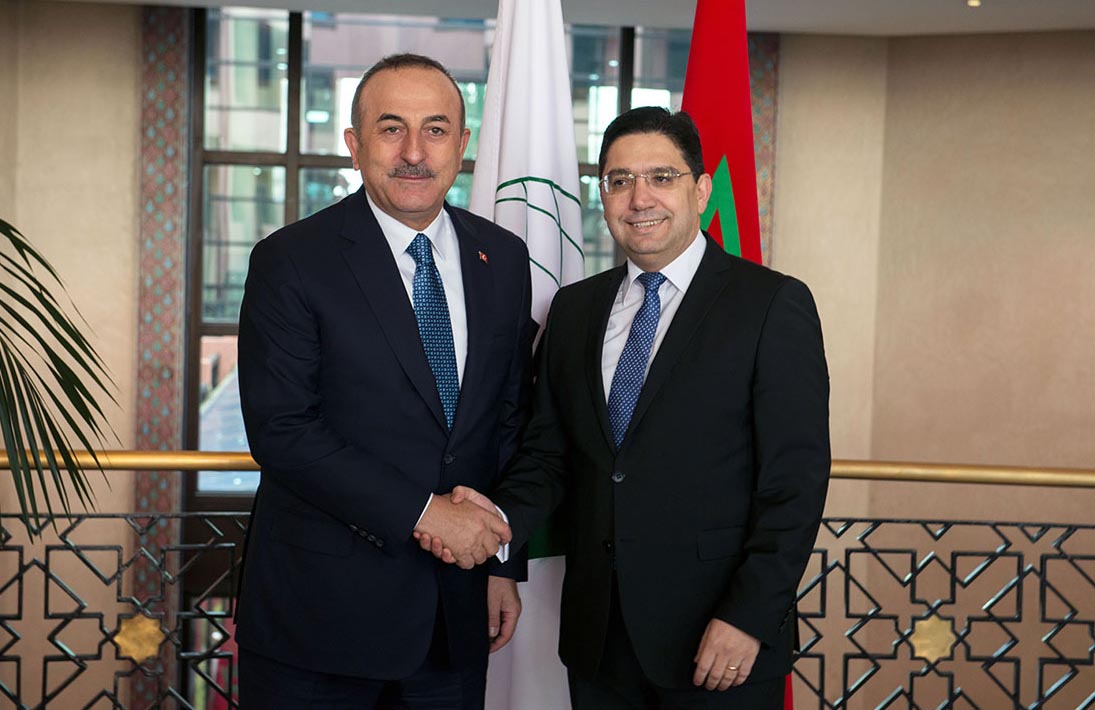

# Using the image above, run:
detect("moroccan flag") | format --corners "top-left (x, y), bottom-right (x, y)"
top-left (681, 0), bottom-right (763, 263)
top-left (469, 0), bottom-right (581, 707)
top-left (683, 1), bottom-right (794, 708)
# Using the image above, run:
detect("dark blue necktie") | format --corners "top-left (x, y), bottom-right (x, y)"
top-left (407, 233), bottom-right (459, 430)
top-left (607, 271), bottom-right (667, 448)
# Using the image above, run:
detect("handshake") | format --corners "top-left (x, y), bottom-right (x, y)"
top-left (414, 486), bottom-right (508, 570)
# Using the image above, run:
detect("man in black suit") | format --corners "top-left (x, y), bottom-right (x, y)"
top-left (423, 107), bottom-right (830, 709)
top-left (235, 54), bottom-right (533, 709)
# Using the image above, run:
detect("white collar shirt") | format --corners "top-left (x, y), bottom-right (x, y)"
top-left (366, 190), bottom-right (468, 384)
top-left (601, 232), bottom-right (707, 401)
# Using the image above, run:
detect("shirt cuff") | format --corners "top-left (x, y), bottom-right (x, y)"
top-left (495, 505), bottom-right (510, 563)
top-left (415, 493), bottom-right (433, 529)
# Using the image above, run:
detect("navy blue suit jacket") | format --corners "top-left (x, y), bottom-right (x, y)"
top-left (235, 188), bottom-right (534, 679)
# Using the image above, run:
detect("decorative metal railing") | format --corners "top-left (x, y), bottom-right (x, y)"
top-left (0, 453), bottom-right (1092, 709)
top-left (0, 512), bottom-right (247, 709)
top-left (797, 518), bottom-right (1094, 709)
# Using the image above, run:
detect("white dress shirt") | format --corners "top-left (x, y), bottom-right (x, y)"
top-left (601, 231), bottom-right (707, 400)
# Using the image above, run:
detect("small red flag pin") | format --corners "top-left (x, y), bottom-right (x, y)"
top-left (478, 250), bottom-right (488, 264)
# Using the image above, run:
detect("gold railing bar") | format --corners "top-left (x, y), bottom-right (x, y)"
top-left (830, 460), bottom-right (1095, 488)
top-left (1, 452), bottom-right (1095, 487)
top-left (0, 450), bottom-right (259, 471)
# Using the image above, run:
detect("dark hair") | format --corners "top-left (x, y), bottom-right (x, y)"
top-left (349, 53), bottom-right (466, 135)
top-left (597, 107), bottom-right (705, 178)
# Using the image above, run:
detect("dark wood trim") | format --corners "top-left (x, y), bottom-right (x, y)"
top-left (613, 26), bottom-right (636, 266)
top-left (617, 26), bottom-right (635, 116)
top-left (197, 321), bottom-right (241, 337)
top-left (183, 7), bottom-right (207, 462)
top-left (202, 150), bottom-right (289, 166)
top-left (301, 154), bottom-right (354, 168)
top-left (204, 151), bottom-right (351, 169)
top-left (578, 163), bottom-right (599, 178)
top-left (285, 12), bottom-right (303, 222)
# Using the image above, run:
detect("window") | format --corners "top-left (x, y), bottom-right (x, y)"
top-left (186, 9), bottom-right (691, 504)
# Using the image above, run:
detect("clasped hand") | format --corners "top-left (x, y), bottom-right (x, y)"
top-left (414, 486), bottom-right (500, 568)
top-left (413, 487), bottom-right (509, 569)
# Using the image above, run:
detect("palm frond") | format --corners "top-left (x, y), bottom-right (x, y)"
top-left (0, 218), bottom-right (117, 534)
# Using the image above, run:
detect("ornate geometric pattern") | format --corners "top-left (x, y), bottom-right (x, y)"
top-left (133, 7), bottom-right (190, 706)
top-left (0, 514), bottom-right (246, 708)
top-left (797, 520), bottom-right (1095, 709)
top-left (0, 516), bottom-right (1089, 707)
top-left (748, 33), bottom-right (779, 266)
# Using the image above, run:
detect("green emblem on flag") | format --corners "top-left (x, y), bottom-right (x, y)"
top-left (495, 176), bottom-right (583, 286)
top-left (701, 155), bottom-right (741, 257)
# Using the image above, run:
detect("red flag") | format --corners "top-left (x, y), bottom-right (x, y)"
top-left (681, 0), bottom-right (762, 264)
top-left (682, 1), bottom-right (793, 707)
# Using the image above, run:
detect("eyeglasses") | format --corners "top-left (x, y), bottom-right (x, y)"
top-left (600, 168), bottom-right (696, 195)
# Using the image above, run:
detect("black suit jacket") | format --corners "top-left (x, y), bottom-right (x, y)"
top-left (235, 188), bottom-right (533, 679)
top-left (492, 236), bottom-right (830, 688)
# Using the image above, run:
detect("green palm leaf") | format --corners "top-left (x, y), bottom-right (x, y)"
top-left (0, 218), bottom-right (117, 534)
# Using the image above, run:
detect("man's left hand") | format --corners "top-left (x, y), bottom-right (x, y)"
top-left (692, 618), bottom-right (760, 691)
top-left (487, 576), bottom-right (521, 653)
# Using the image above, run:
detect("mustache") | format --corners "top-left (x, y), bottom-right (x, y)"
top-left (389, 163), bottom-right (436, 179)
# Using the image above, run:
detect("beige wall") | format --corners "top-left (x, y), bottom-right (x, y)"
top-left (3, 0), bottom-right (140, 508)
top-left (0, 1), bottom-right (17, 218)
top-left (771, 35), bottom-right (889, 519)
top-left (870, 32), bottom-right (1095, 521)
top-left (1, 2), bottom-right (141, 705)
top-left (774, 30), bottom-right (1095, 523)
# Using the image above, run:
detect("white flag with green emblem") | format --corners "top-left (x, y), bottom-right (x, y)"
top-left (470, 0), bottom-right (584, 329)
top-left (470, 0), bottom-right (580, 708)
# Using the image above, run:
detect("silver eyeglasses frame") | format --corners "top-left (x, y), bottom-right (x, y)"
top-left (599, 168), bottom-right (697, 195)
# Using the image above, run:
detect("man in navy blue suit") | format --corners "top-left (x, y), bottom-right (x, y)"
top-left (235, 53), bottom-right (534, 709)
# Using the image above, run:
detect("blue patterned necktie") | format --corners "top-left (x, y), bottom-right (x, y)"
top-left (607, 271), bottom-right (667, 448)
top-left (407, 233), bottom-right (459, 430)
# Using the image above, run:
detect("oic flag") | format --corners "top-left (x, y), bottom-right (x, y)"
top-left (469, 0), bottom-right (584, 329)
top-left (469, 0), bottom-right (582, 708)
top-left (682, 1), bottom-right (794, 708)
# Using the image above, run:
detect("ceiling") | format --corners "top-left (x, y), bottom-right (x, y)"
top-left (67, 0), bottom-right (1095, 34)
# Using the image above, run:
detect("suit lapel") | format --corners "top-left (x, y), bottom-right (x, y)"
top-left (448, 206), bottom-right (493, 438)
top-left (587, 266), bottom-right (627, 451)
top-left (339, 190), bottom-right (448, 431)
top-left (622, 238), bottom-right (732, 449)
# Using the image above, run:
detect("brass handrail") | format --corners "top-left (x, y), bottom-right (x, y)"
top-left (1, 451), bottom-right (1094, 488)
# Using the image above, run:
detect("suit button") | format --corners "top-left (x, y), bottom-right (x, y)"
top-left (602, 540), bottom-right (614, 554)
top-left (376, 539), bottom-right (384, 548)
top-left (443, 454), bottom-right (456, 465)
top-left (358, 530), bottom-right (368, 539)
top-left (367, 534), bottom-right (376, 542)
top-left (349, 524), bottom-right (359, 533)
top-left (611, 471), bottom-right (625, 483)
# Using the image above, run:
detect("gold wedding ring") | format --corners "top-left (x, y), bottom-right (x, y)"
top-left (727, 665), bottom-right (739, 671)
